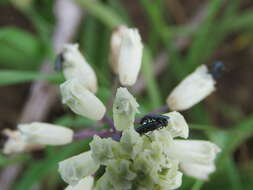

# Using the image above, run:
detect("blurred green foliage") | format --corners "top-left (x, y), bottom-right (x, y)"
top-left (0, 0), bottom-right (253, 190)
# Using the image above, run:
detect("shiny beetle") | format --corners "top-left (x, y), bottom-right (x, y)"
top-left (136, 114), bottom-right (170, 135)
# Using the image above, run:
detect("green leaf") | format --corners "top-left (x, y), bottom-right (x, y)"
top-left (0, 27), bottom-right (42, 70)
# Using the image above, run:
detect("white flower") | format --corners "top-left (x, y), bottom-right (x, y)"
top-left (112, 27), bottom-right (143, 86)
top-left (164, 111), bottom-right (189, 138)
top-left (2, 129), bottom-right (43, 155)
top-left (61, 44), bottom-right (97, 93)
top-left (110, 25), bottom-right (128, 73)
top-left (60, 78), bottom-right (106, 120)
top-left (18, 122), bottom-right (73, 145)
top-left (65, 176), bottom-right (94, 190)
top-left (113, 87), bottom-right (139, 131)
top-left (167, 140), bottom-right (221, 180)
top-left (180, 162), bottom-right (215, 181)
top-left (58, 151), bottom-right (99, 186)
top-left (167, 65), bottom-right (216, 111)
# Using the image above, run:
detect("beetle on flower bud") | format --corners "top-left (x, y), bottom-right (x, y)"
top-left (135, 114), bottom-right (170, 135)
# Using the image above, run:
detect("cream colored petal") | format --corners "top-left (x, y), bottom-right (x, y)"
top-left (2, 129), bottom-right (27, 154)
top-left (58, 151), bottom-right (99, 186)
top-left (180, 162), bottom-right (215, 180)
top-left (62, 44), bottom-right (97, 93)
top-left (64, 176), bottom-right (94, 190)
top-left (18, 122), bottom-right (73, 145)
top-left (167, 65), bottom-right (216, 111)
top-left (167, 140), bottom-right (221, 165)
top-left (117, 28), bottom-right (143, 86)
top-left (113, 87), bottom-right (139, 131)
top-left (110, 25), bottom-right (128, 73)
top-left (60, 78), bottom-right (106, 120)
top-left (164, 111), bottom-right (189, 138)
top-left (2, 129), bottom-right (43, 154)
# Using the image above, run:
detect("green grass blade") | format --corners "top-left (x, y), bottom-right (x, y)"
top-left (0, 70), bottom-right (63, 86)
top-left (75, 0), bottom-right (125, 29)
top-left (0, 27), bottom-right (42, 69)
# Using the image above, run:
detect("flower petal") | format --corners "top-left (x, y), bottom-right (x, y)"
top-left (60, 78), bottom-right (106, 120)
top-left (18, 122), bottom-right (73, 145)
top-left (167, 65), bottom-right (216, 111)
top-left (180, 162), bottom-right (216, 180)
top-left (62, 44), bottom-right (97, 93)
top-left (65, 176), bottom-right (94, 190)
top-left (117, 28), bottom-right (143, 86)
top-left (164, 111), bottom-right (189, 138)
top-left (58, 151), bottom-right (99, 186)
top-left (110, 25), bottom-right (128, 73)
top-left (167, 140), bottom-right (221, 165)
top-left (113, 87), bottom-right (139, 131)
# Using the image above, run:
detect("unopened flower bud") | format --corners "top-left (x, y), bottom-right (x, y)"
top-left (180, 162), bottom-right (215, 181)
top-left (167, 140), bottom-right (221, 180)
top-left (113, 87), bottom-right (139, 131)
top-left (167, 65), bottom-right (216, 111)
top-left (18, 122), bottom-right (73, 145)
top-left (60, 78), bottom-right (106, 120)
top-left (2, 129), bottom-right (43, 155)
top-left (110, 27), bottom-right (143, 86)
top-left (164, 111), bottom-right (189, 138)
top-left (110, 25), bottom-right (128, 73)
top-left (59, 151), bottom-right (99, 186)
top-left (61, 44), bottom-right (97, 93)
top-left (65, 176), bottom-right (94, 190)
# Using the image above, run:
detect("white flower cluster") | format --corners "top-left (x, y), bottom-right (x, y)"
top-left (1, 25), bottom-right (221, 190)
top-left (58, 88), bottom-right (220, 190)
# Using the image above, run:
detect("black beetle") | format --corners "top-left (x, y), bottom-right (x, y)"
top-left (136, 114), bottom-right (170, 135)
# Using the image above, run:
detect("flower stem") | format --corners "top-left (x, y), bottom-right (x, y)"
top-left (73, 129), bottom-right (112, 140)
top-left (101, 115), bottom-right (116, 132)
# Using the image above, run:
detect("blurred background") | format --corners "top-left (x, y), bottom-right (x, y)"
top-left (0, 0), bottom-right (253, 190)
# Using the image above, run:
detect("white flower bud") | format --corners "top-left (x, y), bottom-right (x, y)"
top-left (62, 44), bottom-right (97, 93)
top-left (65, 176), bottom-right (94, 190)
top-left (113, 87), bottom-right (139, 131)
top-left (60, 78), bottom-right (106, 120)
top-left (110, 25), bottom-right (128, 73)
top-left (18, 122), bottom-right (73, 145)
top-left (167, 140), bottom-right (221, 180)
top-left (116, 27), bottom-right (143, 86)
top-left (2, 129), bottom-right (43, 155)
top-left (59, 151), bottom-right (99, 186)
top-left (167, 65), bottom-right (216, 111)
top-left (180, 162), bottom-right (215, 181)
top-left (164, 111), bottom-right (189, 138)
top-left (168, 140), bottom-right (221, 165)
